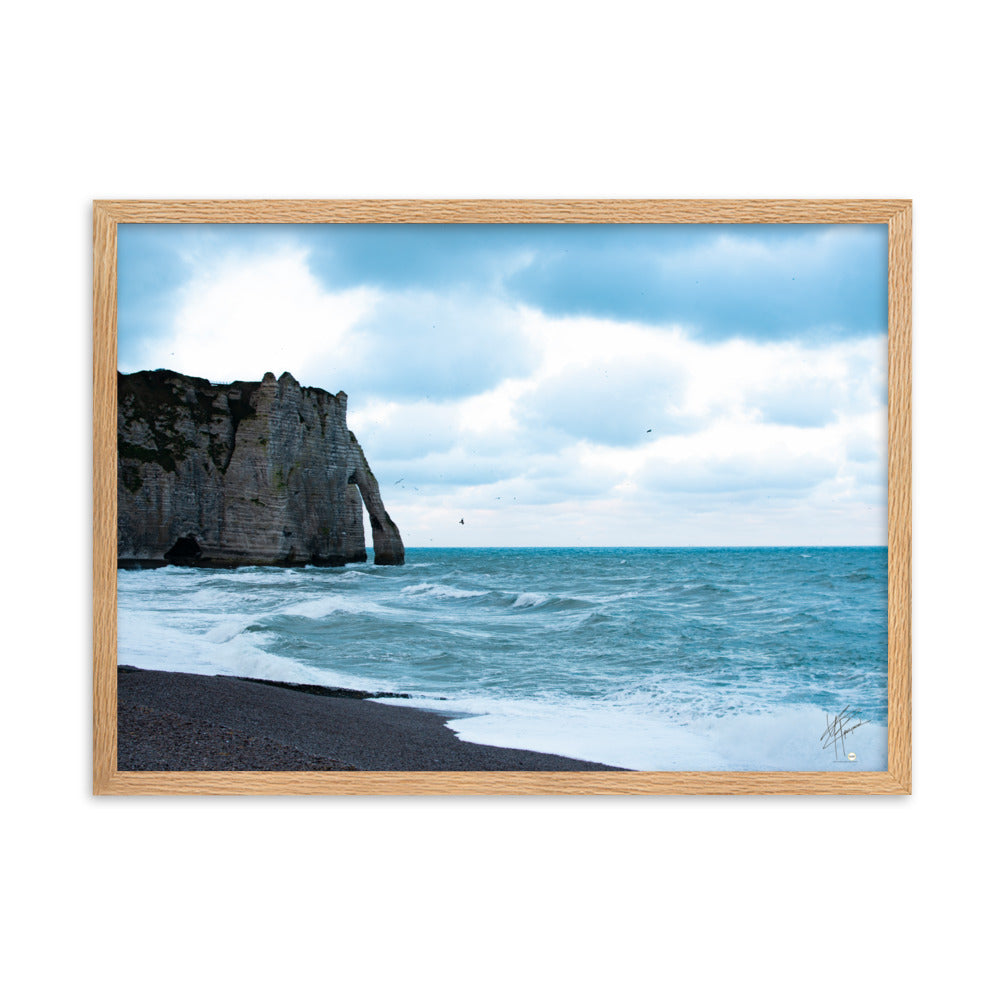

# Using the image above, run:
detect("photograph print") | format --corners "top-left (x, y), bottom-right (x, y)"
top-left (112, 213), bottom-right (892, 776)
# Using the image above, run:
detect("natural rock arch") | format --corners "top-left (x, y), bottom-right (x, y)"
top-left (117, 369), bottom-right (404, 567)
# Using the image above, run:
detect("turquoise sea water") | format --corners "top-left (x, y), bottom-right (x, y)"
top-left (117, 547), bottom-right (889, 771)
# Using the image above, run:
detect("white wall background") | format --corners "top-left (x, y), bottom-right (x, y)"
top-left (2, 3), bottom-right (995, 997)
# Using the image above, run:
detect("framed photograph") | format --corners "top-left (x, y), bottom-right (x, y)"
top-left (93, 200), bottom-right (911, 794)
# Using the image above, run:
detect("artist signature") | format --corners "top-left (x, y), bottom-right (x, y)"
top-left (820, 707), bottom-right (869, 761)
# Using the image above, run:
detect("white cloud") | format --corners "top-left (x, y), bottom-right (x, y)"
top-left (127, 247), bottom-right (887, 547)
top-left (359, 313), bottom-right (889, 546)
top-left (347, 400), bottom-right (463, 460)
top-left (140, 247), bottom-right (376, 384)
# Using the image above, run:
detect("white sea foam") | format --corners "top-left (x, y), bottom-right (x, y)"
top-left (423, 696), bottom-right (889, 772)
top-left (119, 604), bottom-right (397, 692)
top-left (203, 618), bottom-right (252, 643)
top-left (279, 594), bottom-right (386, 618)
top-left (224, 567), bottom-right (301, 584)
top-left (602, 590), bottom-right (645, 602)
top-left (119, 609), bottom-right (305, 681)
top-left (401, 583), bottom-right (488, 599)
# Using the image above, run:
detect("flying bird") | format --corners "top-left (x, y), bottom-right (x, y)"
top-left (459, 518), bottom-right (465, 525)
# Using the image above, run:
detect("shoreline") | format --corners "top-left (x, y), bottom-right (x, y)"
top-left (117, 665), bottom-right (626, 772)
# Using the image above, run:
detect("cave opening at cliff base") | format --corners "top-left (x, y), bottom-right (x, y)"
top-left (164, 534), bottom-right (202, 565)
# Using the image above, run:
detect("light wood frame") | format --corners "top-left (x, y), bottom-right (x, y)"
top-left (94, 199), bottom-right (911, 795)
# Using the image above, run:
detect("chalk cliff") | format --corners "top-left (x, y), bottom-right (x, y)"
top-left (117, 369), bottom-right (404, 567)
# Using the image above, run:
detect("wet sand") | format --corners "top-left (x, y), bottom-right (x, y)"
top-left (118, 666), bottom-right (625, 771)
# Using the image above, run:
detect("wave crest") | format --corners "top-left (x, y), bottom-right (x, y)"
top-left (512, 592), bottom-right (548, 609)
top-left (401, 583), bottom-right (488, 599)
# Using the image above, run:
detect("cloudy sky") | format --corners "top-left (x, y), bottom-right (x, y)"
top-left (117, 222), bottom-right (888, 547)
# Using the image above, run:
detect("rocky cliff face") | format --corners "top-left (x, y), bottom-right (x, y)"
top-left (117, 369), bottom-right (404, 567)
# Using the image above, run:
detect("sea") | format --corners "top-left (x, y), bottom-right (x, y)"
top-left (117, 547), bottom-right (889, 771)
